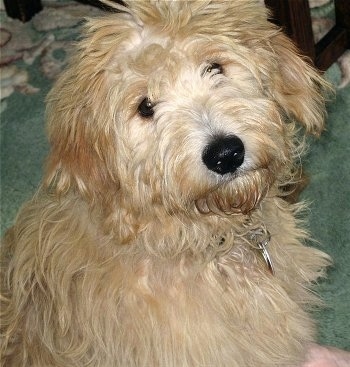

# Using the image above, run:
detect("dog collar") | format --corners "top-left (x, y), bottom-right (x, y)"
top-left (249, 228), bottom-right (275, 275)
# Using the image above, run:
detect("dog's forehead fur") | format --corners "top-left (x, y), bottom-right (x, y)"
top-left (103, 0), bottom-right (274, 67)
top-left (121, 0), bottom-right (271, 40)
top-left (89, 1), bottom-right (276, 106)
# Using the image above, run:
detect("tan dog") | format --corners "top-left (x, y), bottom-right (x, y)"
top-left (0, 1), bottom-right (334, 366)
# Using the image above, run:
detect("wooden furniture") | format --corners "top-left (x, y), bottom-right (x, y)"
top-left (3, 0), bottom-right (42, 22)
top-left (264, 0), bottom-right (350, 70)
top-left (3, 0), bottom-right (350, 71)
top-left (2, 0), bottom-right (114, 21)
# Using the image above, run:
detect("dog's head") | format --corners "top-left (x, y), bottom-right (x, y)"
top-left (45, 0), bottom-right (329, 218)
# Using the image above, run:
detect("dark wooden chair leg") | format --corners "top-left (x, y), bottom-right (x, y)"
top-left (265, 0), bottom-right (350, 71)
top-left (264, 0), bottom-right (315, 60)
top-left (3, 0), bottom-right (42, 22)
top-left (3, 0), bottom-right (123, 22)
top-left (315, 0), bottom-right (350, 70)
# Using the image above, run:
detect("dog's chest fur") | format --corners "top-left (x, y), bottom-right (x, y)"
top-left (2, 195), bottom-right (328, 367)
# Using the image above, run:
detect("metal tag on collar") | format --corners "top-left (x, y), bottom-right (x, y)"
top-left (256, 231), bottom-right (275, 276)
top-left (249, 228), bottom-right (275, 276)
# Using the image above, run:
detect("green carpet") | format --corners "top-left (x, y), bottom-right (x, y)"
top-left (1, 4), bottom-right (349, 351)
top-left (301, 65), bottom-right (350, 350)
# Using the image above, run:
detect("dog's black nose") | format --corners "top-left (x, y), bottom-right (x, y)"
top-left (202, 135), bottom-right (245, 175)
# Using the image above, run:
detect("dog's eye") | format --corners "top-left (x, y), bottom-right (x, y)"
top-left (138, 98), bottom-right (154, 118)
top-left (204, 63), bottom-right (223, 76)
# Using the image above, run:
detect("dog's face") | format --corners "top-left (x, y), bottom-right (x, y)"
top-left (46, 0), bottom-right (327, 217)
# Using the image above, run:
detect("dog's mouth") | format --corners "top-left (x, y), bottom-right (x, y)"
top-left (195, 166), bottom-right (272, 216)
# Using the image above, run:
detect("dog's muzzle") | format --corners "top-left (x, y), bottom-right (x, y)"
top-left (202, 135), bottom-right (245, 175)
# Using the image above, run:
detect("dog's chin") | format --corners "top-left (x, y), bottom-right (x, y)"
top-left (194, 167), bottom-right (273, 216)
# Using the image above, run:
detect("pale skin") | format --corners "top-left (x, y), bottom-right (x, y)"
top-left (302, 344), bottom-right (350, 367)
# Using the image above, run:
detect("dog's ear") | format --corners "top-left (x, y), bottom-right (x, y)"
top-left (268, 32), bottom-right (331, 136)
top-left (43, 16), bottom-right (135, 201)
top-left (44, 58), bottom-right (119, 201)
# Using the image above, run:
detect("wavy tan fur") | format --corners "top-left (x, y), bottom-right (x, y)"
top-left (1, 1), bottom-right (332, 366)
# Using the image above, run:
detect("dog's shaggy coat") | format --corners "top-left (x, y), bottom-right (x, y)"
top-left (1, 1), bottom-right (331, 366)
